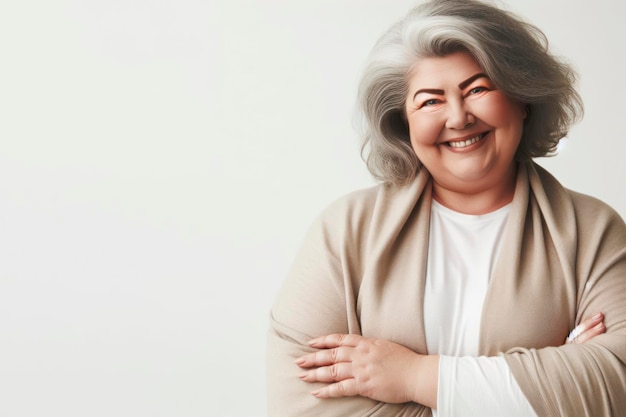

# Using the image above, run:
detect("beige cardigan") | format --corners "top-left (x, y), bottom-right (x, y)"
top-left (267, 162), bottom-right (626, 417)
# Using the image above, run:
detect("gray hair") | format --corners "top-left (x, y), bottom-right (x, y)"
top-left (358, 0), bottom-right (583, 184)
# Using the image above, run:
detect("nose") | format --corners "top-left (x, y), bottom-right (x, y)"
top-left (445, 101), bottom-right (475, 129)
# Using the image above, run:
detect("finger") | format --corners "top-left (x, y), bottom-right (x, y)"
top-left (566, 313), bottom-right (604, 343)
top-left (296, 347), bottom-right (352, 368)
top-left (578, 313), bottom-right (604, 333)
top-left (312, 378), bottom-right (358, 398)
top-left (308, 333), bottom-right (363, 349)
top-left (299, 362), bottom-right (352, 383)
top-left (575, 322), bottom-right (606, 344)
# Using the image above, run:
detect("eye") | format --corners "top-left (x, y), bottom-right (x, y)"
top-left (420, 98), bottom-right (441, 108)
top-left (468, 86), bottom-right (488, 95)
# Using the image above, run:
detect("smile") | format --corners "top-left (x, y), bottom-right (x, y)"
top-left (446, 133), bottom-right (487, 148)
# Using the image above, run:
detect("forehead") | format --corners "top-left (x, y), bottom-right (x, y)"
top-left (408, 52), bottom-right (484, 89)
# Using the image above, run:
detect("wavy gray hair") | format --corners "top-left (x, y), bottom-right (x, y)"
top-left (358, 0), bottom-right (583, 184)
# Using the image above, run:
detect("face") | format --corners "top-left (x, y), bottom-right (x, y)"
top-left (405, 51), bottom-right (526, 198)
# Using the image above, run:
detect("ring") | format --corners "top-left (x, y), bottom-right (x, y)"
top-left (566, 325), bottom-right (582, 343)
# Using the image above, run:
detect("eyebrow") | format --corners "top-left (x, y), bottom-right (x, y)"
top-left (412, 72), bottom-right (489, 101)
top-left (458, 73), bottom-right (488, 90)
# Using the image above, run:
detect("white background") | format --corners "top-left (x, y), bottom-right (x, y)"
top-left (0, 1), bottom-right (624, 416)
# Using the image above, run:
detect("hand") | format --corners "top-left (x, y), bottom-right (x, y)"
top-left (565, 312), bottom-right (605, 344)
top-left (295, 333), bottom-right (438, 407)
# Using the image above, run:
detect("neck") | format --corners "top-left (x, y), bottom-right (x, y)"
top-left (431, 164), bottom-right (518, 215)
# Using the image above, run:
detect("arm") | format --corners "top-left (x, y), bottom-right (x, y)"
top-left (501, 207), bottom-right (626, 417)
top-left (266, 214), bottom-right (431, 417)
top-left (438, 356), bottom-right (537, 416)
top-left (295, 314), bottom-right (604, 414)
top-left (435, 313), bottom-right (605, 416)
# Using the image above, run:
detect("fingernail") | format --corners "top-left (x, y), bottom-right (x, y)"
top-left (311, 390), bottom-right (320, 397)
top-left (295, 358), bottom-right (305, 366)
top-left (308, 339), bottom-right (319, 347)
top-left (593, 313), bottom-right (603, 320)
top-left (298, 372), bottom-right (307, 380)
top-left (594, 322), bottom-right (605, 330)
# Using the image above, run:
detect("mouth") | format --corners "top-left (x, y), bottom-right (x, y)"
top-left (445, 132), bottom-right (488, 149)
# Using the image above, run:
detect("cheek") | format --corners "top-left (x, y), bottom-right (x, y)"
top-left (474, 95), bottom-right (524, 127)
top-left (407, 115), bottom-right (442, 146)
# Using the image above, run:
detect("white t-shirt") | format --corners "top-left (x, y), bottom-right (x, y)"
top-left (424, 200), bottom-right (537, 417)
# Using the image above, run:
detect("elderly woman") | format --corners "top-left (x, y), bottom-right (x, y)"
top-left (267, 0), bottom-right (626, 416)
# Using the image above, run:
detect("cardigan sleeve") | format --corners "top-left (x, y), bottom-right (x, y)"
top-left (266, 213), bottom-right (431, 417)
top-left (504, 206), bottom-right (626, 416)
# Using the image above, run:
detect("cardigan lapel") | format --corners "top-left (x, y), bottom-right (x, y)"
top-left (479, 162), bottom-right (579, 355)
top-left (357, 170), bottom-right (432, 354)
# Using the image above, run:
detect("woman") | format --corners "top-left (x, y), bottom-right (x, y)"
top-left (267, 0), bottom-right (626, 416)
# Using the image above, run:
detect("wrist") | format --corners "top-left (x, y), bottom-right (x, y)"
top-left (411, 354), bottom-right (439, 408)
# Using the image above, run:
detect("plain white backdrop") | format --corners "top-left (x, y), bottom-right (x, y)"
top-left (0, 1), bottom-right (624, 416)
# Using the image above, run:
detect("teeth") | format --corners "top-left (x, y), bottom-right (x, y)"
top-left (448, 135), bottom-right (482, 148)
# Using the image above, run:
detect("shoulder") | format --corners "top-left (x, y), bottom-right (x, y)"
top-left (310, 173), bottom-right (430, 247)
top-left (567, 190), bottom-right (626, 242)
top-left (319, 183), bottom-right (386, 221)
top-left (312, 183), bottom-right (392, 244)
top-left (317, 175), bottom-right (427, 228)
top-left (567, 190), bottom-right (623, 222)
top-left (536, 164), bottom-right (625, 242)
top-left (533, 163), bottom-right (624, 226)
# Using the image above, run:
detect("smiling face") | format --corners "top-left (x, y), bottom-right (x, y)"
top-left (405, 51), bottom-right (526, 212)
